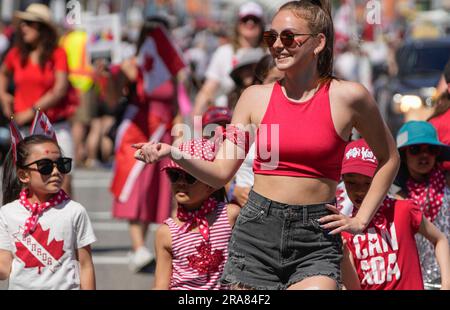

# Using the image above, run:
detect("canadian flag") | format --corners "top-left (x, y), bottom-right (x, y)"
top-left (30, 110), bottom-right (58, 142)
top-left (138, 26), bottom-right (186, 95)
top-left (9, 119), bottom-right (24, 164)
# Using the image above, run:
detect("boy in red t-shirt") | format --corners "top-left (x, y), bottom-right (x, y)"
top-left (325, 139), bottom-right (450, 290)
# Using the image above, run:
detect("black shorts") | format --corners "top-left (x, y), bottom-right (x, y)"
top-left (221, 189), bottom-right (343, 290)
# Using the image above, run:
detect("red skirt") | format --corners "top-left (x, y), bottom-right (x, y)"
top-left (111, 102), bottom-right (173, 223)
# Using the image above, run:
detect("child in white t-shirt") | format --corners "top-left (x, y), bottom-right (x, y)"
top-left (0, 134), bottom-right (96, 290)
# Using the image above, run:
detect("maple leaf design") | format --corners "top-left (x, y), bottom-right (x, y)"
top-left (144, 54), bottom-right (154, 72)
top-left (15, 223), bottom-right (65, 274)
top-left (187, 241), bottom-right (224, 276)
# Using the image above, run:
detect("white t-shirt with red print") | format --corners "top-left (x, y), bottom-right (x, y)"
top-left (0, 199), bottom-right (96, 290)
top-left (342, 199), bottom-right (424, 290)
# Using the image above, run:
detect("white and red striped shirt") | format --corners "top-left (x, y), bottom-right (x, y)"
top-left (165, 203), bottom-right (232, 290)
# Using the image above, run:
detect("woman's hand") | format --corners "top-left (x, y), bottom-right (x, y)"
top-left (14, 108), bottom-right (35, 126)
top-left (319, 205), bottom-right (366, 235)
top-left (133, 142), bottom-right (172, 164)
top-left (0, 93), bottom-right (14, 118)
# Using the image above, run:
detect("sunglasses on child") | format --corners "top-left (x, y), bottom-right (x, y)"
top-left (263, 29), bottom-right (317, 48)
top-left (406, 144), bottom-right (440, 156)
top-left (240, 15), bottom-right (261, 25)
top-left (166, 169), bottom-right (198, 185)
top-left (22, 157), bottom-right (72, 175)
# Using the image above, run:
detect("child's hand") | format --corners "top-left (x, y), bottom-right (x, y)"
top-left (133, 142), bottom-right (172, 164)
top-left (318, 205), bottom-right (366, 235)
top-left (233, 186), bottom-right (250, 207)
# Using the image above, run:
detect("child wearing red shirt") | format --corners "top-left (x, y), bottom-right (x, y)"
top-left (323, 139), bottom-right (450, 290)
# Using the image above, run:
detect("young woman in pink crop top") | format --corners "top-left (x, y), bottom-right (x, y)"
top-left (134, 0), bottom-right (400, 290)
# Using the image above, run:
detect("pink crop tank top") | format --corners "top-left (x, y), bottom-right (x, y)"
top-left (253, 80), bottom-right (347, 182)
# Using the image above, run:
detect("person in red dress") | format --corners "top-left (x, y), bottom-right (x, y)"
top-left (336, 139), bottom-right (450, 290)
top-left (106, 17), bottom-right (178, 272)
top-left (0, 4), bottom-right (77, 195)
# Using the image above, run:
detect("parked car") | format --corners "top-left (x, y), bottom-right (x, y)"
top-left (376, 37), bottom-right (450, 135)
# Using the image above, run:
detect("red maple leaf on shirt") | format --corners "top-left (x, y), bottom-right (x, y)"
top-left (15, 223), bottom-right (65, 274)
top-left (187, 241), bottom-right (224, 275)
top-left (144, 54), bottom-right (154, 72)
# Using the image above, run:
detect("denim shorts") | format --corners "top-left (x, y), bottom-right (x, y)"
top-left (221, 190), bottom-right (343, 290)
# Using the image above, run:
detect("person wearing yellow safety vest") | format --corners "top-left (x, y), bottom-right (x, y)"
top-left (60, 28), bottom-right (94, 167)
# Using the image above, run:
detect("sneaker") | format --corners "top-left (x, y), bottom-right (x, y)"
top-left (128, 246), bottom-right (155, 273)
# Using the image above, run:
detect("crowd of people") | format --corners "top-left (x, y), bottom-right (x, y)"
top-left (0, 0), bottom-right (449, 291)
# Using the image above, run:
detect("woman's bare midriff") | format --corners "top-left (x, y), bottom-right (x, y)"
top-left (252, 174), bottom-right (337, 205)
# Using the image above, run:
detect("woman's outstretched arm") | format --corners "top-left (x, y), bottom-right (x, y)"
top-left (135, 85), bottom-right (262, 189)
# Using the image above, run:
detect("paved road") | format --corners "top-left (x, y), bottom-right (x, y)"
top-left (0, 168), bottom-right (156, 290)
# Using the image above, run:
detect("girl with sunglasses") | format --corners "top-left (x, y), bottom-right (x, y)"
top-left (0, 135), bottom-right (96, 289)
top-left (135, 0), bottom-right (399, 290)
top-left (153, 138), bottom-right (240, 290)
top-left (394, 121), bottom-right (450, 289)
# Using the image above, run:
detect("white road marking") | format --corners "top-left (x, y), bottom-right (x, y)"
top-left (92, 220), bottom-right (160, 232)
top-left (92, 256), bottom-right (129, 265)
top-left (93, 222), bottom-right (128, 231)
top-left (73, 179), bottom-right (111, 188)
top-left (88, 212), bottom-right (113, 220)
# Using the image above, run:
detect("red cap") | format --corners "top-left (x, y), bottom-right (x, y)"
top-left (161, 138), bottom-right (216, 171)
top-left (341, 139), bottom-right (378, 178)
top-left (202, 106), bottom-right (232, 127)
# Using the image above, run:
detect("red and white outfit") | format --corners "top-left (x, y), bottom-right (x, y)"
top-left (161, 138), bottom-right (233, 290)
top-left (405, 167), bottom-right (450, 286)
top-left (164, 202), bottom-right (232, 290)
top-left (342, 198), bottom-right (424, 290)
top-left (340, 139), bottom-right (425, 290)
top-left (110, 69), bottom-right (174, 224)
top-left (0, 194), bottom-right (96, 290)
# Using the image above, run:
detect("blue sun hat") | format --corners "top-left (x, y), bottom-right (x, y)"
top-left (396, 121), bottom-right (450, 160)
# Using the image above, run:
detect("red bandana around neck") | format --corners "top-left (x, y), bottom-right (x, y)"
top-left (406, 167), bottom-right (445, 222)
top-left (352, 197), bottom-right (394, 230)
top-left (176, 197), bottom-right (217, 241)
top-left (19, 189), bottom-right (70, 236)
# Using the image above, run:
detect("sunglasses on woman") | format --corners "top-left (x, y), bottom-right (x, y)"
top-left (407, 144), bottom-right (440, 156)
top-left (22, 157), bottom-right (72, 175)
top-left (166, 169), bottom-right (198, 185)
top-left (21, 20), bottom-right (39, 28)
top-left (263, 29), bottom-right (316, 48)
